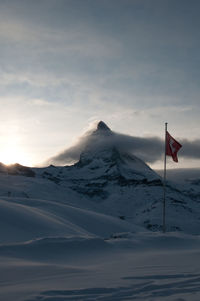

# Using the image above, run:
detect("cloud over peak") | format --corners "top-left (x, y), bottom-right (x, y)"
top-left (46, 121), bottom-right (200, 167)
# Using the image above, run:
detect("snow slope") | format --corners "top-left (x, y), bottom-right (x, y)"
top-left (0, 197), bottom-right (140, 244)
top-left (1, 227), bottom-right (200, 301)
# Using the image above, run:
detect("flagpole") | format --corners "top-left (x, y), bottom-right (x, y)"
top-left (163, 122), bottom-right (167, 233)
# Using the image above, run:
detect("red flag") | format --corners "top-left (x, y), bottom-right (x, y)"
top-left (166, 131), bottom-right (182, 162)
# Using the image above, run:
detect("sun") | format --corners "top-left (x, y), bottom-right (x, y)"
top-left (0, 140), bottom-right (32, 166)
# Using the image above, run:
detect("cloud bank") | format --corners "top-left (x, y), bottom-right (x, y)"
top-left (46, 125), bottom-right (200, 166)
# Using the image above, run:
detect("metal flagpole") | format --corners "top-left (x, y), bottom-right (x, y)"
top-left (163, 122), bottom-right (167, 233)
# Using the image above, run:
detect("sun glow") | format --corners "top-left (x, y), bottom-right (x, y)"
top-left (0, 135), bottom-right (32, 166)
top-left (0, 147), bottom-right (31, 166)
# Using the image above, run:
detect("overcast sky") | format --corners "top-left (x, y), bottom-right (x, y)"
top-left (0, 0), bottom-right (199, 169)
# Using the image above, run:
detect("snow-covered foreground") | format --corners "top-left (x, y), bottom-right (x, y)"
top-left (1, 234), bottom-right (200, 301)
top-left (1, 196), bottom-right (200, 301)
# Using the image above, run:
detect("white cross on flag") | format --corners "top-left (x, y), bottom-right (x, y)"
top-left (166, 131), bottom-right (182, 162)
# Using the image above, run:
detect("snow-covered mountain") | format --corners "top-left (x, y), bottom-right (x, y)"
top-left (0, 121), bottom-right (199, 234)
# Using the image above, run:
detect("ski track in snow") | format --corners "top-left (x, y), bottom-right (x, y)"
top-left (26, 273), bottom-right (200, 301)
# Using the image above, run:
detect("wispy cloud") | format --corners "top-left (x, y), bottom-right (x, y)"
top-left (47, 123), bottom-right (200, 166)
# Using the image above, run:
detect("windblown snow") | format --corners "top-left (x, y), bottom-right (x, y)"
top-left (0, 121), bottom-right (200, 301)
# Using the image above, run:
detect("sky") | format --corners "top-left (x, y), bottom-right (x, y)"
top-left (0, 0), bottom-right (199, 169)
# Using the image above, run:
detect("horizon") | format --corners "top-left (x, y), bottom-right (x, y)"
top-left (0, 119), bottom-right (199, 172)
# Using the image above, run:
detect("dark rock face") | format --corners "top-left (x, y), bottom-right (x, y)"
top-left (8, 164), bottom-right (35, 177)
top-left (97, 121), bottom-right (111, 131)
top-left (41, 171), bottom-right (60, 184)
top-left (0, 163), bottom-right (35, 177)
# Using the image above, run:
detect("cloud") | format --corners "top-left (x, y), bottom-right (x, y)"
top-left (179, 139), bottom-right (200, 160)
top-left (46, 124), bottom-right (163, 166)
top-left (46, 123), bottom-right (200, 166)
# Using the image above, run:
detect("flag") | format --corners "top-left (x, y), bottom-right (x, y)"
top-left (166, 131), bottom-right (182, 162)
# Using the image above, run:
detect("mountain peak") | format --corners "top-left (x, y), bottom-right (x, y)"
top-left (97, 121), bottom-right (111, 132)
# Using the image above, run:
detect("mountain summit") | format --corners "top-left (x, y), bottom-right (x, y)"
top-left (96, 121), bottom-right (111, 132)
top-left (91, 121), bottom-right (112, 138)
